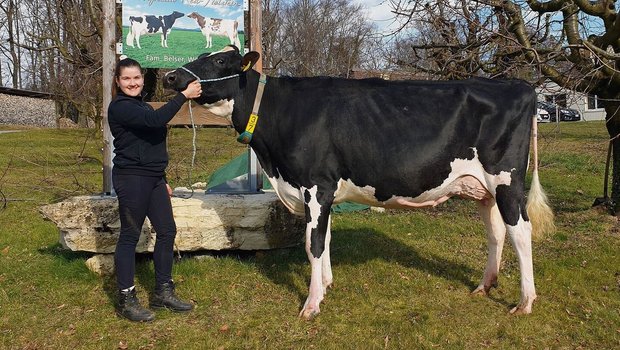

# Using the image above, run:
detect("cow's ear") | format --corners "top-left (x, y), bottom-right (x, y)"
top-left (241, 51), bottom-right (260, 72)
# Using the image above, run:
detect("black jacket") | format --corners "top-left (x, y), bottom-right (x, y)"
top-left (108, 91), bottom-right (187, 177)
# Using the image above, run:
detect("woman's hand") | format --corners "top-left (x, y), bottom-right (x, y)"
top-left (166, 183), bottom-right (173, 197)
top-left (182, 80), bottom-right (202, 99)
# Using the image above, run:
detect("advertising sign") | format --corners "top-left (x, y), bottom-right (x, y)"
top-left (122, 0), bottom-right (245, 68)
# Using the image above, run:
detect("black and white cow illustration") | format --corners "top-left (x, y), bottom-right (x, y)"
top-left (126, 11), bottom-right (184, 49)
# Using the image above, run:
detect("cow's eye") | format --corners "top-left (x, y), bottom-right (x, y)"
top-left (216, 58), bottom-right (224, 65)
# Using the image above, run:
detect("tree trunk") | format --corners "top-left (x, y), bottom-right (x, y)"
top-left (604, 97), bottom-right (620, 214)
top-left (6, 0), bottom-right (20, 88)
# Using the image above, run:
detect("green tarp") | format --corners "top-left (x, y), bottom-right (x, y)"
top-left (207, 153), bottom-right (369, 212)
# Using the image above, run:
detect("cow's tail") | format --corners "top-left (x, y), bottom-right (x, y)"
top-left (526, 115), bottom-right (555, 238)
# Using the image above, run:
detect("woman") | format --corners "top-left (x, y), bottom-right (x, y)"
top-left (108, 58), bottom-right (202, 322)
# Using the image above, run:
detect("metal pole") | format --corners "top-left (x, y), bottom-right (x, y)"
top-left (248, 0), bottom-right (263, 192)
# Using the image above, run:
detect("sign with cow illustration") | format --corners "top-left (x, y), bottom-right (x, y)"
top-left (122, 0), bottom-right (245, 68)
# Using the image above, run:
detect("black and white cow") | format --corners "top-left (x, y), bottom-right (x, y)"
top-left (163, 46), bottom-right (555, 319)
top-left (126, 11), bottom-right (184, 49)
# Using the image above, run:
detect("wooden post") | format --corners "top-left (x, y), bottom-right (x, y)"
top-left (250, 0), bottom-right (263, 71)
top-left (102, 0), bottom-right (116, 195)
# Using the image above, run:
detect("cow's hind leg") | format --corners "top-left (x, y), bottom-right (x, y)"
top-left (322, 216), bottom-right (333, 291)
top-left (299, 185), bottom-right (334, 320)
top-left (126, 32), bottom-right (135, 48)
top-left (472, 199), bottom-right (506, 296)
top-left (506, 217), bottom-right (536, 314)
top-left (496, 185), bottom-right (537, 314)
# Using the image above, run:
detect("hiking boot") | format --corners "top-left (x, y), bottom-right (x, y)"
top-left (150, 281), bottom-right (194, 312)
top-left (117, 288), bottom-right (155, 322)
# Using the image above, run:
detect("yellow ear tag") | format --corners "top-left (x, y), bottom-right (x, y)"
top-left (242, 61), bottom-right (252, 72)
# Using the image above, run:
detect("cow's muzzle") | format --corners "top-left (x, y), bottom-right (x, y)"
top-left (163, 71), bottom-right (184, 91)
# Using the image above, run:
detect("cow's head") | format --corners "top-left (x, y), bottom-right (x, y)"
top-left (187, 12), bottom-right (200, 20)
top-left (171, 11), bottom-right (184, 20)
top-left (163, 45), bottom-right (260, 107)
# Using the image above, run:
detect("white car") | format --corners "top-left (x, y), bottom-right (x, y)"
top-left (536, 108), bottom-right (550, 123)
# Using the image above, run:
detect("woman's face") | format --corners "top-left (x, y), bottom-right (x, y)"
top-left (116, 66), bottom-right (144, 97)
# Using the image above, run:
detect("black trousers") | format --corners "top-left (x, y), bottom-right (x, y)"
top-left (112, 173), bottom-right (176, 290)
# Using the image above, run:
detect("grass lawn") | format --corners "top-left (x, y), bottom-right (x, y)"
top-left (122, 27), bottom-right (246, 69)
top-left (0, 122), bottom-right (618, 349)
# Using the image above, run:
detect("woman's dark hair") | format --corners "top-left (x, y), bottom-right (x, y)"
top-left (114, 57), bottom-right (143, 79)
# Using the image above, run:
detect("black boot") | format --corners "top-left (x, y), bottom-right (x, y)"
top-left (150, 281), bottom-right (194, 312)
top-left (117, 288), bottom-right (155, 322)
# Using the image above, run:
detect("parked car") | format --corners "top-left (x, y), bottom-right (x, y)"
top-left (536, 107), bottom-right (550, 123)
top-left (537, 101), bottom-right (581, 122)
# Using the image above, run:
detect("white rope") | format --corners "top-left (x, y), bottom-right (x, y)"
top-left (188, 100), bottom-right (197, 167)
top-left (179, 66), bottom-right (239, 83)
top-left (177, 100), bottom-right (197, 200)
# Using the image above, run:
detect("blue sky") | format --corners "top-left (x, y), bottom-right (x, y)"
top-left (353, 0), bottom-right (401, 34)
top-left (352, 1), bottom-right (578, 37)
top-left (123, 0), bottom-right (245, 30)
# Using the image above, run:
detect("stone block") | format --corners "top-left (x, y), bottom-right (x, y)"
top-left (40, 190), bottom-right (305, 254)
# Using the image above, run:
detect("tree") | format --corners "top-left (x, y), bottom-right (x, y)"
top-left (0, 0), bottom-right (22, 88)
top-left (262, 0), bottom-right (376, 77)
top-left (390, 0), bottom-right (620, 213)
top-left (0, 0), bottom-right (103, 126)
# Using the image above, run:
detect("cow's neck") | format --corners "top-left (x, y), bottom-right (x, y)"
top-left (196, 15), bottom-right (206, 28)
top-left (231, 70), bottom-right (264, 136)
top-left (230, 70), bottom-right (278, 178)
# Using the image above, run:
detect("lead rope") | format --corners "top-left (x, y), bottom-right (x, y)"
top-left (172, 100), bottom-right (197, 260)
top-left (175, 100), bottom-right (198, 200)
top-left (179, 66), bottom-right (239, 83)
top-left (188, 100), bottom-right (197, 168)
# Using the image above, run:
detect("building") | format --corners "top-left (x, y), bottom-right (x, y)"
top-left (536, 80), bottom-right (606, 121)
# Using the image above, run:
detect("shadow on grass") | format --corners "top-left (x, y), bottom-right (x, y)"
top-left (38, 229), bottom-right (515, 312)
top-left (253, 228), bottom-right (489, 307)
top-left (37, 244), bottom-right (92, 262)
top-left (37, 245), bottom-right (158, 311)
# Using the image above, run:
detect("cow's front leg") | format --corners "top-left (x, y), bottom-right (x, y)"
top-left (472, 199), bottom-right (506, 296)
top-left (299, 185), bottom-right (334, 320)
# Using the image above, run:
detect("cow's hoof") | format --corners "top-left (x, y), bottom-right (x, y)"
top-left (509, 296), bottom-right (535, 315)
top-left (299, 308), bottom-right (319, 321)
top-left (509, 305), bottom-right (531, 315)
top-left (471, 285), bottom-right (487, 296)
top-left (471, 284), bottom-right (494, 296)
